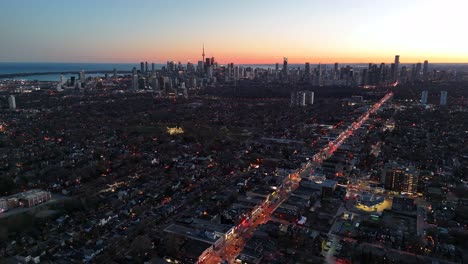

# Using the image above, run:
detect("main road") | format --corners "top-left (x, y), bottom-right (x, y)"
top-left (202, 92), bottom-right (394, 264)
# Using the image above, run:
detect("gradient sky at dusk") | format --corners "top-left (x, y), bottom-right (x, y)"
top-left (0, 0), bottom-right (467, 64)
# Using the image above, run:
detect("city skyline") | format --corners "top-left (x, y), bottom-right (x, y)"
top-left (1, 0), bottom-right (467, 64)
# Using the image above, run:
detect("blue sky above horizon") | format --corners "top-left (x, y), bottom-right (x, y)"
top-left (0, 0), bottom-right (467, 64)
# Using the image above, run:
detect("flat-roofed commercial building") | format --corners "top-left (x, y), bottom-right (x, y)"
top-left (17, 190), bottom-right (52, 208)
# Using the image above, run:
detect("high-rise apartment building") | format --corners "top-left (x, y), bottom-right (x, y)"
top-left (440, 91), bottom-right (448, 106)
top-left (421, 90), bottom-right (428, 104)
top-left (383, 162), bottom-right (418, 194)
top-left (8, 95), bottom-right (16, 110)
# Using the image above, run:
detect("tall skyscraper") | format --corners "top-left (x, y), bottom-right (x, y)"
top-left (415, 62), bottom-right (422, 80)
top-left (8, 95), bottom-right (16, 110)
top-left (362, 69), bottom-right (368, 86)
top-left (411, 64), bottom-right (417, 81)
top-left (378, 63), bottom-right (384, 82)
top-left (229, 63), bottom-right (234, 77)
top-left (394, 55), bottom-right (400, 80)
top-left (197, 61), bottom-right (204, 74)
top-left (151, 76), bottom-right (159, 91)
top-left (113, 68), bottom-right (117, 80)
top-left (234, 66), bottom-right (240, 81)
top-left (283, 57), bottom-right (288, 76)
top-left (298, 92), bottom-right (306, 106)
top-left (207, 66), bottom-right (213, 78)
top-left (317, 63), bottom-right (322, 85)
top-left (423, 60), bottom-right (429, 79)
top-left (140, 62), bottom-right (144, 74)
top-left (145, 61), bottom-right (148, 74)
top-left (305, 63), bottom-right (311, 77)
top-left (132, 74), bottom-right (138, 90)
top-left (334, 63), bottom-right (339, 79)
top-left (151, 63), bottom-right (155, 74)
top-left (60, 75), bottom-right (67, 84)
top-left (390, 63), bottom-right (395, 82)
top-left (138, 77), bottom-right (146, 89)
top-left (440, 91), bottom-right (448, 106)
top-left (400, 66), bottom-right (408, 81)
top-left (421, 90), bottom-right (428, 104)
top-left (167, 61), bottom-right (175, 72)
top-left (306, 91), bottom-right (314, 105)
top-left (79, 70), bottom-right (85, 83)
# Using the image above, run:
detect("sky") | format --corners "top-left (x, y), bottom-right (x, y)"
top-left (0, 0), bottom-right (467, 64)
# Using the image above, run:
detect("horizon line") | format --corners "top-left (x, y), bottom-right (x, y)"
top-left (2, 61), bottom-right (468, 65)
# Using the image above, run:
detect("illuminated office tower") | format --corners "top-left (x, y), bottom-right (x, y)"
top-left (420, 90), bottom-right (428, 104)
top-left (440, 91), bottom-right (447, 106)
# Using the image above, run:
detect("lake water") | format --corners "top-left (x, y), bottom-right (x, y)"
top-left (0, 63), bottom-right (142, 81)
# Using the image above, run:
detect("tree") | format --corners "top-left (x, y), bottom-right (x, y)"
top-left (130, 235), bottom-right (152, 256)
top-left (0, 176), bottom-right (15, 195)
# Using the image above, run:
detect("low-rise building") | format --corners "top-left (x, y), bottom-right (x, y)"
top-left (17, 190), bottom-right (52, 208)
top-left (0, 189), bottom-right (52, 210)
top-left (392, 197), bottom-right (415, 211)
